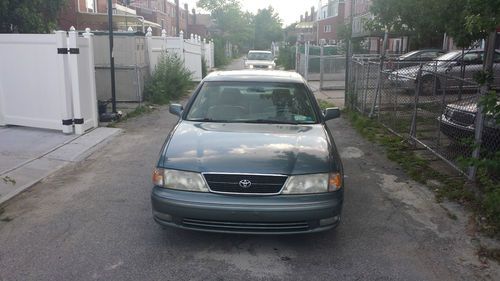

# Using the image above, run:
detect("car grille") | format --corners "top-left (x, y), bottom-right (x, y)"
top-left (203, 173), bottom-right (288, 194)
top-left (253, 65), bottom-right (269, 69)
top-left (182, 218), bottom-right (310, 233)
top-left (445, 109), bottom-right (476, 126)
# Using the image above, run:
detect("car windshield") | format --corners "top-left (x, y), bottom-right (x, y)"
top-left (247, 52), bottom-right (273, 61)
top-left (398, 50), bottom-right (420, 59)
top-left (186, 81), bottom-right (318, 124)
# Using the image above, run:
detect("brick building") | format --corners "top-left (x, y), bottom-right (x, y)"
top-left (317, 0), bottom-right (345, 45)
top-left (58, 0), bottom-right (161, 32)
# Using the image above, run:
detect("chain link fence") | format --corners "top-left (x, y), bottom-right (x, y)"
top-left (347, 51), bottom-right (499, 179)
top-left (296, 42), bottom-right (346, 90)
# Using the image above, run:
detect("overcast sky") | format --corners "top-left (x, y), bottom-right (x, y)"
top-left (181, 0), bottom-right (322, 26)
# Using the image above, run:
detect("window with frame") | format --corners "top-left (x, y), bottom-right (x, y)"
top-left (324, 25), bottom-right (331, 33)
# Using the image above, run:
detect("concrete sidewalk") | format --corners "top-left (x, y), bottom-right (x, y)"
top-left (0, 126), bottom-right (121, 205)
top-left (308, 80), bottom-right (346, 109)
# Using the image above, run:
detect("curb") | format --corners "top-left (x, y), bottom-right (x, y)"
top-left (0, 127), bottom-right (122, 206)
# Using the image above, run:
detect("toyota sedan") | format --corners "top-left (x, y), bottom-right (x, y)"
top-left (151, 70), bottom-right (344, 234)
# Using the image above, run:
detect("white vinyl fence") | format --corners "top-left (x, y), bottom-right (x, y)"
top-left (146, 28), bottom-right (214, 82)
top-left (0, 28), bottom-right (98, 134)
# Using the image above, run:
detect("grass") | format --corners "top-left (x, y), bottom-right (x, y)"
top-left (345, 109), bottom-right (500, 238)
top-left (317, 99), bottom-right (336, 110)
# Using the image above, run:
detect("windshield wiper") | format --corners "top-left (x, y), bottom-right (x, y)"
top-left (241, 119), bottom-right (300, 125)
top-left (188, 118), bottom-right (232, 123)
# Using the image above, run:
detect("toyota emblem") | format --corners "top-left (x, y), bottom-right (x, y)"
top-left (239, 179), bottom-right (252, 188)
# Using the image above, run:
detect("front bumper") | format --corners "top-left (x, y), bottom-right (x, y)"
top-left (151, 186), bottom-right (343, 234)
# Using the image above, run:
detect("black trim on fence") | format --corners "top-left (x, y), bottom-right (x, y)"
top-left (74, 118), bottom-right (84, 125)
top-left (62, 119), bottom-right (73, 125)
top-left (57, 48), bottom-right (80, 54)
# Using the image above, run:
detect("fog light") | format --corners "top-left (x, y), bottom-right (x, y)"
top-left (320, 216), bottom-right (340, 226)
top-left (153, 211), bottom-right (172, 222)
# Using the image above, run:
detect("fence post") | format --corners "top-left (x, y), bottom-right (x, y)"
top-left (67, 27), bottom-right (84, 134)
top-left (410, 64), bottom-right (424, 145)
top-left (304, 41), bottom-right (309, 80)
top-left (369, 56), bottom-right (384, 118)
top-left (210, 39), bottom-right (214, 68)
top-left (55, 30), bottom-right (74, 134)
top-left (295, 42), bottom-right (299, 72)
top-left (320, 42), bottom-right (324, 90)
top-left (179, 31), bottom-right (185, 61)
top-left (145, 27), bottom-right (153, 74)
top-left (83, 28), bottom-right (98, 130)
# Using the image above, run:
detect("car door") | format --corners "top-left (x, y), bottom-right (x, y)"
top-left (446, 52), bottom-right (483, 89)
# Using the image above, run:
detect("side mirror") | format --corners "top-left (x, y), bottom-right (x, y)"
top-left (169, 103), bottom-right (183, 117)
top-left (324, 107), bottom-right (340, 121)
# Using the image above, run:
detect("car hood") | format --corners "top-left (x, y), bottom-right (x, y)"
top-left (160, 122), bottom-right (333, 175)
top-left (245, 60), bottom-right (275, 66)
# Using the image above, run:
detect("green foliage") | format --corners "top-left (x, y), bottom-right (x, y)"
top-left (212, 36), bottom-right (229, 67)
top-left (0, 0), bottom-right (67, 33)
top-left (277, 45), bottom-right (295, 70)
top-left (317, 99), bottom-right (336, 110)
top-left (367, 0), bottom-right (500, 48)
top-left (197, 1), bottom-right (284, 53)
top-left (197, 0), bottom-right (254, 50)
top-left (366, 0), bottom-right (448, 48)
top-left (459, 91), bottom-right (500, 233)
top-left (480, 91), bottom-right (500, 125)
top-left (337, 23), bottom-right (367, 53)
top-left (253, 6), bottom-right (283, 50)
top-left (347, 108), bottom-right (500, 236)
top-left (144, 53), bottom-right (193, 104)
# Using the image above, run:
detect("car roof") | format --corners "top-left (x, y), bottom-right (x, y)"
top-left (203, 70), bottom-right (306, 83)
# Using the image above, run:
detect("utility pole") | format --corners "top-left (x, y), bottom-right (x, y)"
top-left (107, 0), bottom-right (117, 113)
top-left (345, 0), bottom-right (355, 97)
top-left (175, 0), bottom-right (180, 37)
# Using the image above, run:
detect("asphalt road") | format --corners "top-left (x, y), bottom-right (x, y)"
top-left (0, 60), bottom-right (498, 281)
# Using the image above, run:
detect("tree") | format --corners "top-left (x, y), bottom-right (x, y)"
top-left (0, 0), bottom-right (67, 33)
top-left (253, 6), bottom-right (283, 50)
top-left (197, 0), bottom-right (254, 49)
top-left (366, 0), bottom-right (448, 48)
top-left (366, 0), bottom-right (500, 49)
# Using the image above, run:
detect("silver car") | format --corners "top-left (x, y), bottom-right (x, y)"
top-left (388, 49), bottom-right (500, 95)
top-left (244, 50), bottom-right (276, 70)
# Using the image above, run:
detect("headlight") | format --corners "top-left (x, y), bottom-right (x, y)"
top-left (282, 173), bottom-right (342, 194)
top-left (248, 65), bottom-right (254, 69)
top-left (268, 65), bottom-right (273, 69)
top-left (152, 168), bottom-right (209, 192)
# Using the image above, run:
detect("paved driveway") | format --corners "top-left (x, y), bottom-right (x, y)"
top-left (0, 101), bottom-right (498, 280)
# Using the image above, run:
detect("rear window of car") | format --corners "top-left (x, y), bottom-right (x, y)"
top-left (247, 52), bottom-right (273, 61)
top-left (186, 81), bottom-right (319, 124)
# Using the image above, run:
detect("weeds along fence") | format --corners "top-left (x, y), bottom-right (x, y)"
top-left (347, 53), bottom-right (499, 180)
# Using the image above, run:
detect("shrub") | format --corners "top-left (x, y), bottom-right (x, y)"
top-left (277, 45), bottom-right (295, 70)
top-left (144, 53), bottom-right (193, 104)
top-left (213, 37), bottom-right (229, 67)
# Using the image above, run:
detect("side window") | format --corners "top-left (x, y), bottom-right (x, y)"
top-left (462, 53), bottom-right (482, 65)
top-left (478, 52), bottom-right (500, 63)
top-left (420, 52), bottom-right (438, 60)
